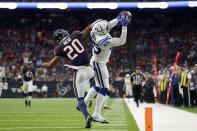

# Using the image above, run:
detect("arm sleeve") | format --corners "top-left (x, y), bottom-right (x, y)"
top-left (108, 26), bottom-right (127, 48)
top-left (73, 30), bottom-right (81, 39)
top-left (107, 19), bottom-right (119, 30)
top-left (54, 46), bottom-right (61, 56)
top-left (187, 73), bottom-right (192, 79)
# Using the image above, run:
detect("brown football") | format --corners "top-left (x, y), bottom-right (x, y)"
top-left (121, 11), bottom-right (132, 21)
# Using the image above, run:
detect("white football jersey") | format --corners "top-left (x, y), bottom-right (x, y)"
top-left (90, 19), bottom-right (127, 63)
top-left (124, 77), bottom-right (131, 90)
top-left (0, 66), bottom-right (5, 79)
top-left (91, 33), bottom-right (112, 63)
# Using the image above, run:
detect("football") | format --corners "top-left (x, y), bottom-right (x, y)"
top-left (121, 11), bottom-right (132, 21)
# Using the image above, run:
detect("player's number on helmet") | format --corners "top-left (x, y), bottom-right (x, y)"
top-left (63, 39), bottom-right (84, 60)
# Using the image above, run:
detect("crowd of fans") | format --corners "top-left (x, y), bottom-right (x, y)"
top-left (0, 10), bottom-right (130, 81)
top-left (134, 9), bottom-right (197, 72)
top-left (0, 8), bottom-right (197, 82)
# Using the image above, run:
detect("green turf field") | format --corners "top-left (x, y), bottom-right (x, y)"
top-left (176, 106), bottom-right (197, 114)
top-left (0, 98), bottom-right (139, 131)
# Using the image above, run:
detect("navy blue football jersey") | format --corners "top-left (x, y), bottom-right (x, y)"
top-left (54, 31), bottom-right (89, 66)
top-left (22, 67), bottom-right (35, 82)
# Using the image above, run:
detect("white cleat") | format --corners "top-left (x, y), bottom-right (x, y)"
top-left (92, 115), bottom-right (109, 124)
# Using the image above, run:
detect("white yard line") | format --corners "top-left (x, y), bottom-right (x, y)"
top-left (0, 120), bottom-right (82, 122)
top-left (0, 127), bottom-right (82, 130)
top-left (0, 114), bottom-right (82, 117)
top-left (125, 99), bottom-right (197, 131)
top-left (93, 99), bottom-right (128, 129)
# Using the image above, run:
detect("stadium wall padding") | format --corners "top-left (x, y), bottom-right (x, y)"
top-left (1, 81), bottom-right (124, 98)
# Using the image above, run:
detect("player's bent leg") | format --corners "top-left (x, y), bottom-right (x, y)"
top-left (84, 86), bottom-right (100, 104)
top-left (28, 92), bottom-right (32, 107)
top-left (24, 93), bottom-right (28, 107)
top-left (74, 69), bottom-right (94, 128)
top-left (104, 95), bottom-right (111, 110)
top-left (23, 83), bottom-right (28, 107)
top-left (84, 66), bottom-right (99, 105)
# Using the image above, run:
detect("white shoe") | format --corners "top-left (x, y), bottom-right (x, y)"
top-left (92, 114), bottom-right (109, 123)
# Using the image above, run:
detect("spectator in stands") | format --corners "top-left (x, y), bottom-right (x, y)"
top-left (41, 84), bottom-right (48, 98)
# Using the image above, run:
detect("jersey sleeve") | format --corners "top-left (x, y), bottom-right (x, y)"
top-left (72, 30), bottom-right (81, 39)
top-left (97, 36), bottom-right (112, 47)
top-left (54, 46), bottom-right (61, 56)
top-left (108, 26), bottom-right (127, 48)
top-left (130, 73), bottom-right (134, 81)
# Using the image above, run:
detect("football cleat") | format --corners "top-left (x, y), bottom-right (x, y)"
top-left (104, 106), bottom-right (111, 110)
top-left (92, 115), bottom-right (109, 124)
top-left (85, 115), bottom-right (92, 128)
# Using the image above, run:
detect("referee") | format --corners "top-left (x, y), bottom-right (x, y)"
top-left (130, 66), bottom-right (146, 107)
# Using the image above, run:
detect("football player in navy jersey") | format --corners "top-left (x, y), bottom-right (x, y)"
top-left (20, 61), bottom-right (35, 107)
top-left (36, 24), bottom-right (95, 128)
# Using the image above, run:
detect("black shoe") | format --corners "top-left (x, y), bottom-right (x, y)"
top-left (28, 101), bottom-right (31, 107)
top-left (25, 100), bottom-right (28, 107)
top-left (85, 115), bottom-right (92, 128)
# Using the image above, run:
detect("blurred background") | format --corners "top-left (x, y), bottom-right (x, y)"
top-left (0, 1), bottom-right (196, 107)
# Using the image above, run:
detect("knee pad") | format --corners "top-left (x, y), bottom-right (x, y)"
top-left (93, 85), bottom-right (100, 93)
top-left (28, 92), bottom-right (32, 96)
top-left (99, 88), bottom-right (108, 96)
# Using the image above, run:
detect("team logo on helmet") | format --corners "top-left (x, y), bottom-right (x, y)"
top-left (53, 29), bottom-right (69, 44)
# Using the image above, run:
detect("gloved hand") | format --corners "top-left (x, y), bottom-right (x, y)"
top-left (36, 60), bottom-right (43, 68)
top-left (120, 16), bottom-right (130, 26)
top-left (116, 11), bottom-right (126, 22)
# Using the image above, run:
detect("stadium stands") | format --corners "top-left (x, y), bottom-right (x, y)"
top-left (0, 8), bottom-right (196, 82)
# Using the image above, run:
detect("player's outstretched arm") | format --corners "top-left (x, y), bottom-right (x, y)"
top-left (109, 26), bottom-right (127, 47)
top-left (38, 56), bottom-right (62, 69)
top-left (106, 11), bottom-right (125, 30)
top-left (107, 19), bottom-right (119, 31)
top-left (109, 14), bottom-right (131, 47)
top-left (123, 83), bottom-right (126, 91)
top-left (81, 24), bottom-right (92, 39)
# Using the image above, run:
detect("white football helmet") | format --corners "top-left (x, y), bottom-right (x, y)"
top-left (125, 74), bottom-right (130, 79)
top-left (91, 19), bottom-right (109, 36)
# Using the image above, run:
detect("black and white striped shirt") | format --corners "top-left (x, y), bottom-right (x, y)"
top-left (130, 72), bottom-right (146, 85)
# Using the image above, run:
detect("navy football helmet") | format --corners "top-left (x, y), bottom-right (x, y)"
top-left (53, 29), bottom-right (69, 44)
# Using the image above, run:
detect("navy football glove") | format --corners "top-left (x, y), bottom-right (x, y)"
top-left (116, 11), bottom-right (126, 22)
top-left (120, 16), bottom-right (130, 26)
top-left (36, 60), bottom-right (43, 68)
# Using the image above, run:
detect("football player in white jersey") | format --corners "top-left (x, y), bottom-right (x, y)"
top-left (84, 11), bottom-right (131, 123)
top-left (123, 74), bottom-right (132, 102)
top-left (0, 66), bottom-right (5, 81)
top-left (0, 66), bottom-right (6, 97)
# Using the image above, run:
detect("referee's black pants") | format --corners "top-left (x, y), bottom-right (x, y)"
top-left (182, 86), bottom-right (189, 107)
top-left (133, 85), bottom-right (141, 107)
